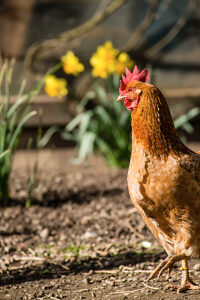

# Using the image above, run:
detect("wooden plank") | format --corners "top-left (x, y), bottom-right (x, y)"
top-left (163, 88), bottom-right (200, 99)
top-left (2, 88), bottom-right (200, 127)
top-left (1, 95), bottom-right (75, 127)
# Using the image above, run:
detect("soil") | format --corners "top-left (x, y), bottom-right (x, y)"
top-left (1, 149), bottom-right (200, 300)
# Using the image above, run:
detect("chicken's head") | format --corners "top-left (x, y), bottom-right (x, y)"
top-left (117, 66), bottom-right (150, 110)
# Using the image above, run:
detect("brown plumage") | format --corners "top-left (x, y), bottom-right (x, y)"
top-left (117, 67), bottom-right (200, 293)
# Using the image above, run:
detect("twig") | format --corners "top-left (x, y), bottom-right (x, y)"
top-left (57, 263), bottom-right (69, 271)
top-left (126, 207), bottom-right (137, 216)
top-left (109, 288), bottom-right (144, 295)
top-left (145, 0), bottom-right (197, 58)
top-left (121, 267), bottom-right (152, 273)
top-left (58, 0), bottom-right (126, 42)
top-left (122, 0), bottom-right (159, 52)
top-left (143, 282), bottom-right (160, 290)
top-left (69, 288), bottom-right (89, 293)
top-left (126, 221), bottom-right (146, 239)
top-left (120, 266), bottom-right (134, 271)
top-left (13, 256), bottom-right (45, 261)
top-left (25, 0), bottom-right (127, 78)
top-left (134, 269), bottom-right (152, 273)
top-left (96, 243), bottom-right (114, 256)
top-left (68, 287), bottom-right (105, 293)
top-left (94, 269), bottom-right (120, 275)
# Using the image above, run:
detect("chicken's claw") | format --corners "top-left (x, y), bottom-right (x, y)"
top-left (165, 280), bottom-right (200, 294)
top-left (158, 254), bottom-right (186, 277)
top-left (147, 254), bottom-right (186, 281)
top-left (148, 256), bottom-right (199, 293)
top-left (147, 256), bottom-right (171, 281)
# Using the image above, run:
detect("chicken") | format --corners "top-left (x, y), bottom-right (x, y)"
top-left (117, 66), bottom-right (200, 293)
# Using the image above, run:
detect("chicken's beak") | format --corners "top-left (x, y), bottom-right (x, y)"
top-left (117, 95), bottom-right (125, 102)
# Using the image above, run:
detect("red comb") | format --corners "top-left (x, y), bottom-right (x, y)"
top-left (120, 66), bottom-right (150, 94)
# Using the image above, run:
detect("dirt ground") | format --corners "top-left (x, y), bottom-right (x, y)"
top-left (1, 149), bottom-right (200, 300)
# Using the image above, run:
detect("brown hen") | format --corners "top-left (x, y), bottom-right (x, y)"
top-left (117, 66), bottom-right (200, 293)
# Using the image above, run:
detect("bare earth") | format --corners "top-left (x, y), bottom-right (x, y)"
top-left (0, 148), bottom-right (200, 300)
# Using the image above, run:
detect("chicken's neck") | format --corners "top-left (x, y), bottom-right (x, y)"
top-left (131, 87), bottom-right (189, 157)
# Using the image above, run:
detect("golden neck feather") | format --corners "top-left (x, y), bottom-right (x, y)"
top-left (131, 86), bottom-right (189, 157)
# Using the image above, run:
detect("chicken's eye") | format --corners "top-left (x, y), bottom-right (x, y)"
top-left (128, 87), bottom-right (136, 93)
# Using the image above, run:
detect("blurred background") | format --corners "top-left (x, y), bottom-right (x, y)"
top-left (0, 0), bottom-right (199, 84)
top-left (0, 0), bottom-right (200, 180)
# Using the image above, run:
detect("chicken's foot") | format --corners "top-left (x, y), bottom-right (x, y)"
top-left (147, 256), bottom-right (171, 281)
top-left (165, 259), bottom-right (200, 293)
top-left (166, 266), bottom-right (172, 280)
top-left (147, 254), bottom-right (186, 281)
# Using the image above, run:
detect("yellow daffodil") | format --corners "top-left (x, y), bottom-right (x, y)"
top-left (90, 41), bottom-right (119, 78)
top-left (61, 51), bottom-right (84, 76)
top-left (44, 75), bottom-right (68, 97)
top-left (115, 52), bottom-right (134, 76)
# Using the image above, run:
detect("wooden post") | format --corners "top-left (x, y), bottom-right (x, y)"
top-left (0, 0), bottom-right (35, 57)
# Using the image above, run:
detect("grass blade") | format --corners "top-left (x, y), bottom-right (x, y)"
top-left (0, 149), bottom-right (9, 160)
top-left (8, 111), bottom-right (37, 151)
top-left (38, 126), bottom-right (58, 148)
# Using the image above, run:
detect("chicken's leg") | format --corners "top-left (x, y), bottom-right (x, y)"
top-left (147, 255), bottom-right (171, 281)
top-left (165, 259), bottom-right (200, 293)
top-left (147, 254), bottom-right (185, 281)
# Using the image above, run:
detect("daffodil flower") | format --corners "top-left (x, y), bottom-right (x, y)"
top-left (44, 75), bottom-right (68, 97)
top-left (61, 51), bottom-right (84, 76)
top-left (90, 41), bottom-right (134, 78)
top-left (90, 41), bottom-right (119, 78)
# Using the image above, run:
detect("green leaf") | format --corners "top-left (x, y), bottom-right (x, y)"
top-left (187, 107), bottom-right (200, 119)
top-left (7, 94), bottom-right (29, 118)
top-left (38, 126), bottom-right (58, 148)
top-left (4, 59), bottom-right (15, 115)
top-left (174, 107), bottom-right (200, 129)
top-left (94, 106), bottom-right (112, 127)
top-left (0, 63), bottom-right (6, 94)
top-left (8, 111), bottom-right (37, 151)
top-left (0, 149), bottom-right (9, 160)
top-left (181, 122), bottom-right (194, 134)
top-left (65, 113), bottom-right (85, 132)
top-left (0, 121), bottom-right (7, 153)
top-left (60, 74), bottom-right (132, 168)
top-left (70, 131), bottom-right (96, 164)
top-left (96, 137), bottom-right (112, 154)
top-left (94, 83), bottom-right (109, 106)
top-left (77, 91), bottom-right (95, 112)
top-left (78, 132), bottom-right (96, 159)
top-left (79, 111), bottom-right (93, 137)
top-left (61, 131), bottom-right (76, 141)
top-left (112, 73), bottom-right (120, 90)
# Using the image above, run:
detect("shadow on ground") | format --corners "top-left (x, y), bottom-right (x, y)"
top-left (0, 250), bottom-right (165, 286)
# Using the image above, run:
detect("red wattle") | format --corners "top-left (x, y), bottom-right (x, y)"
top-left (124, 95), bottom-right (140, 111)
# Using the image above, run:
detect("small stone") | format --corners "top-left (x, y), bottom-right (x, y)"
top-left (82, 278), bottom-right (90, 284)
top-left (193, 263), bottom-right (200, 270)
top-left (59, 232), bottom-right (66, 241)
top-left (18, 190), bottom-right (27, 199)
top-left (39, 228), bottom-right (49, 239)
top-left (141, 241), bottom-right (152, 248)
top-left (82, 229), bottom-right (98, 239)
